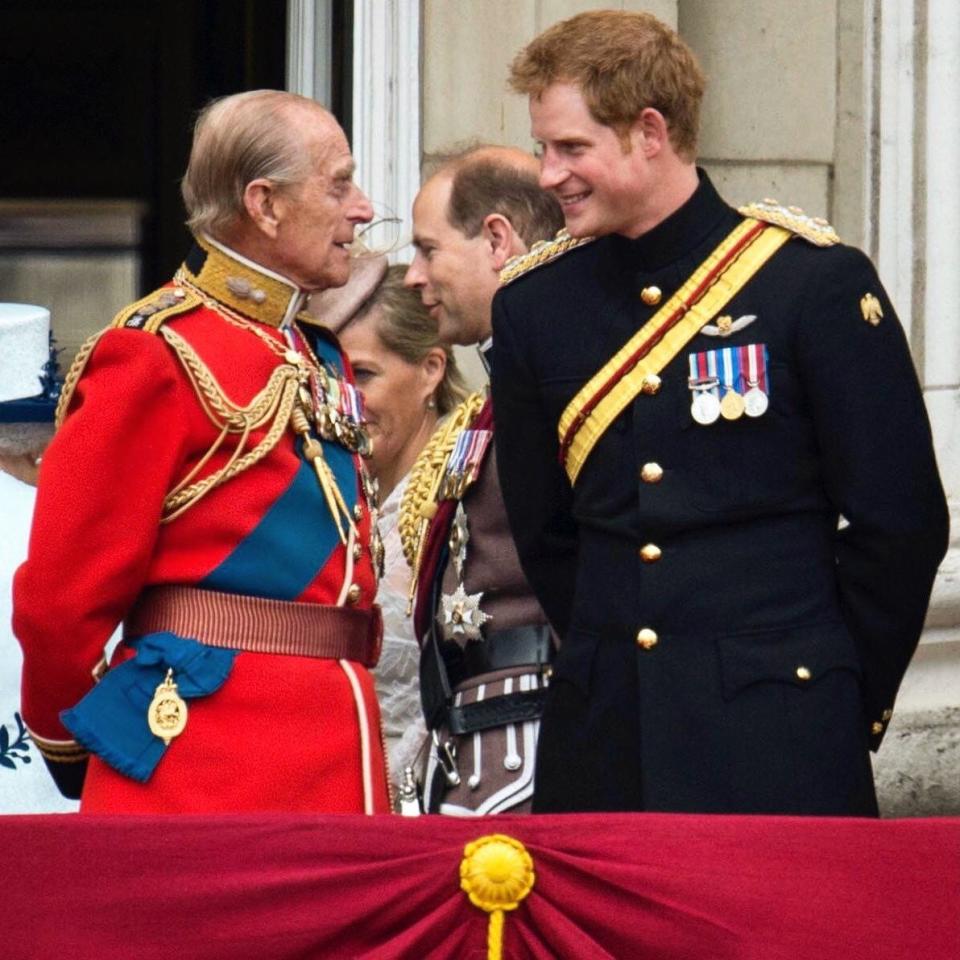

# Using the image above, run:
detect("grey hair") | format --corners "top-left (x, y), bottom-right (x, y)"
top-left (181, 90), bottom-right (332, 238)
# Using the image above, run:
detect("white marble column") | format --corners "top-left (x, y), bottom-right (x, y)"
top-left (352, 0), bottom-right (421, 260)
top-left (286, 0), bottom-right (334, 106)
top-left (863, 0), bottom-right (960, 795)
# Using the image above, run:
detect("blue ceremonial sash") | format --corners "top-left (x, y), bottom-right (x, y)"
top-left (61, 632), bottom-right (237, 782)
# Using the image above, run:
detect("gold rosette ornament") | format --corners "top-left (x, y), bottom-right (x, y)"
top-left (460, 834), bottom-right (535, 960)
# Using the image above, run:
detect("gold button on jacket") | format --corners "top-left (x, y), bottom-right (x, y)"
top-left (641, 373), bottom-right (662, 396)
top-left (640, 285), bottom-right (662, 305)
top-left (639, 543), bottom-right (662, 563)
top-left (636, 627), bottom-right (658, 650)
top-left (640, 462), bottom-right (663, 483)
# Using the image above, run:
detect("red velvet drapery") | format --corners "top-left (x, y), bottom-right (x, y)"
top-left (3, 812), bottom-right (957, 959)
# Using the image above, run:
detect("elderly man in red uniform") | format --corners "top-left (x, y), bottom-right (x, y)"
top-left (14, 90), bottom-right (391, 814)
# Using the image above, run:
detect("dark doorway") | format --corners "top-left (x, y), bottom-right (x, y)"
top-left (0, 0), bottom-right (289, 291)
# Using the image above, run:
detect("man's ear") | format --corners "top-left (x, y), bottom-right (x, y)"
top-left (482, 213), bottom-right (520, 270)
top-left (243, 178), bottom-right (282, 239)
top-left (631, 107), bottom-right (669, 158)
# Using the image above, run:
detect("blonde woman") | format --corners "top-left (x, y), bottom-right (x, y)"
top-left (335, 265), bottom-right (468, 795)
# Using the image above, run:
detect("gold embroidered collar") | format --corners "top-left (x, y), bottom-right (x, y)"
top-left (179, 234), bottom-right (308, 328)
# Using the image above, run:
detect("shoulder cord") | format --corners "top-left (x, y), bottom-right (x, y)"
top-left (158, 326), bottom-right (301, 523)
top-left (399, 389), bottom-right (487, 614)
top-left (54, 320), bottom-right (328, 525)
top-left (54, 330), bottom-right (108, 429)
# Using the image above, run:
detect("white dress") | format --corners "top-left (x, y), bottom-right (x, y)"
top-left (372, 475), bottom-right (427, 793)
top-left (0, 471), bottom-right (79, 813)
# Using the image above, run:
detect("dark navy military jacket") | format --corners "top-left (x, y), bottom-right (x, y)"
top-left (490, 172), bottom-right (948, 815)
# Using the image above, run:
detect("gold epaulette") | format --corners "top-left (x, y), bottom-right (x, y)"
top-left (499, 228), bottom-right (595, 286)
top-left (55, 288), bottom-right (202, 427)
top-left (738, 199), bottom-right (840, 247)
top-left (110, 287), bottom-right (201, 334)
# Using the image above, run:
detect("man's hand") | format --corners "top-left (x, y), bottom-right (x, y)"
top-left (0, 451), bottom-right (42, 486)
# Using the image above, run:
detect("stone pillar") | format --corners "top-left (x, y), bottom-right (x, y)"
top-left (421, 0), bottom-right (678, 156)
top-left (859, 0), bottom-right (960, 814)
top-left (679, 0), bottom-right (837, 217)
top-left (352, 0), bottom-right (421, 260)
top-left (286, 0), bottom-right (334, 107)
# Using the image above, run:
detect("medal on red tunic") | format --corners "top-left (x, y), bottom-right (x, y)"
top-left (147, 669), bottom-right (188, 747)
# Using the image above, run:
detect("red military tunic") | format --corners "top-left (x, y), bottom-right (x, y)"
top-left (14, 235), bottom-right (390, 813)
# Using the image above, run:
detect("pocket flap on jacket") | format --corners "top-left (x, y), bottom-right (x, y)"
top-left (717, 623), bottom-right (861, 701)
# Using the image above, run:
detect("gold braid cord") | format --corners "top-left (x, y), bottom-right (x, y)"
top-left (54, 321), bottom-right (322, 526)
top-left (399, 390), bottom-right (487, 613)
top-left (159, 326), bottom-right (301, 522)
top-left (54, 330), bottom-right (108, 429)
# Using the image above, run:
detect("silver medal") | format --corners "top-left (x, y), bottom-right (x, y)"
top-left (691, 390), bottom-right (721, 425)
top-left (743, 386), bottom-right (769, 418)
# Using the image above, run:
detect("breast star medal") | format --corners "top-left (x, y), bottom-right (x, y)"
top-left (440, 584), bottom-right (491, 641)
top-left (147, 668), bottom-right (188, 746)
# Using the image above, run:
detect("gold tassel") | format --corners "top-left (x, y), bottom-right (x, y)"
top-left (290, 405), bottom-right (354, 544)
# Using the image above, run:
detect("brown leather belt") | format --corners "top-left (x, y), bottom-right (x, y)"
top-left (124, 585), bottom-right (382, 668)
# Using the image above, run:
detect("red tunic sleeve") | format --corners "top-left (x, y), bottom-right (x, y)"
top-left (14, 329), bottom-right (193, 740)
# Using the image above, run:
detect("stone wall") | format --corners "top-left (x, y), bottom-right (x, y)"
top-left (421, 0), bottom-right (678, 159)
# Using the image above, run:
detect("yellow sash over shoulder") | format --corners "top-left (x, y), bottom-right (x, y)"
top-left (558, 218), bottom-right (792, 484)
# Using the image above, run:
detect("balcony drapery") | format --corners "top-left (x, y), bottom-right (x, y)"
top-left (3, 811), bottom-right (957, 959)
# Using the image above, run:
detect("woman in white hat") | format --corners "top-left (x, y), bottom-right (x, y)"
top-left (0, 304), bottom-right (78, 812)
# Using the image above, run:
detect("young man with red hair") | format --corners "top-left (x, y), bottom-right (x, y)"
top-left (491, 10), bottom-right (948, 815)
